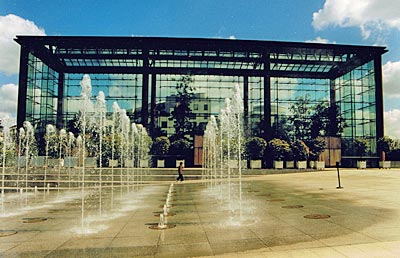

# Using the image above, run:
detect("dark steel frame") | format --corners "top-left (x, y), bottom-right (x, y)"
top-left (15, 36), bottom-right (387, 141)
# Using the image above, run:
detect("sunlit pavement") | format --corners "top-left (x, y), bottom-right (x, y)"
top-left (1, 168), bottom-right (400, 257)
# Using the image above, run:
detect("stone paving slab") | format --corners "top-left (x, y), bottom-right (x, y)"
top-left (1, 168), bottom-right (400, 257)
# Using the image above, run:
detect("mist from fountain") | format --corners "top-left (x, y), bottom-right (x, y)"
top-left (119, 108), bottom-right (130, 192)
top-left (23, 121), bottom-right (35, 195)
top-left (1, 117), bottom-right (14, 198)
top-left (58, 129), bottom-right (67, 193)
top-left (95, 91), bottom-right (106, 214)
top-left (79, 74), bottom-right (93, 229)
top-left (131, 123), bottom-right (138, 190)
top-left (1, 126), bottom-right (5, 198)
top-left (111, 101), bottom-right (120, 207)
top-left (67, 132), bottom-right (75, 189)
top-left (203, 84), bottom-right (247, 224)
top-left (0, 74), bottom-right (153, 234)
top-left (45, 124), bottom-right (56, 188)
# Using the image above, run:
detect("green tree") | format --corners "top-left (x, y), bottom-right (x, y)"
top-left (354, 137), bottom-right (370, 158)
top-left (310, 103), bottom-right (346, 138)
top-left (169, 138), bottom-right (192, 159)
top-left (306, 138), bottom-right (326, 161)
top-left (288, 96), bottom-right (312, 141)
top-left (377, 136), bottom-right (394, 156)
top-left (170, 75), bottom-right (195, 141)
top-left (271, 117), bottom-right (291, 142)
top-left (151, 136), bottom-right (170, 156)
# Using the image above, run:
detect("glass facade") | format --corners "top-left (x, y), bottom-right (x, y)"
top-left (63, 73), bottom-right (143, 123)
top-left (26, 53), bottom-right (59, 129)
top-left (336, 61), bottom-right (377, 155)
top-left (15, 36), bottom-right (386, 163)
top-left (155, 74), bottom-right (243, 136)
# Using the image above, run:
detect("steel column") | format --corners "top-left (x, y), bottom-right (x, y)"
top-left (17, 46), bottom-right (29, 128)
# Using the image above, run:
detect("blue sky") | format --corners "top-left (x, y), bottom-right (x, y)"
top-left (1, 0), bottom-right (400, 136)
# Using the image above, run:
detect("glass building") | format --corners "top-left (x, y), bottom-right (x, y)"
top-left (15, 36), bottom-right (386, 165)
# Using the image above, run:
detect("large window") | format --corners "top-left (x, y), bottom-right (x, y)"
top-left (26, 53), bottom-right (58, 127)
top-left (336, 61), bottom-right (377, 155)
top-left (248, 77), bottom-right (264, 136)
top-left (270, 77), bottom-right (330, 140)
top-left (63, 73), bottom-right (143, 123)
top-left (155, 74), bottom-right (243, 137)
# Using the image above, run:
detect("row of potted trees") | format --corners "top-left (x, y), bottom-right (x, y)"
top-left (151, 136), bottom-right (192, 167)
top-left (245, 137), bottom-right (326, 169)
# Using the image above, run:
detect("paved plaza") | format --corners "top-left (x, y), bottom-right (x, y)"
top-left (1, 168), bottom-right (400, 257)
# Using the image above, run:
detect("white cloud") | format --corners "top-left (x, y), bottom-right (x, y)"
top-left (385, 109), bottom-right (400, 138)
top-left (0, 14), bottom-right (45, 75)
top-left (312, 0), bottom-right (400, 40)
top-left (383, 61), bottom-right (400, 98)
top-left (229, 35), bottom-right (236, 40)
top-left (0, 83), bottom-right (18, 119)
top-left (306, 37), bottom-right (336, 44)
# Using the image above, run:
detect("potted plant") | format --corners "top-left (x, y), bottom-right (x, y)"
top-left (292, 140), bottom-right (309, 169)
top-left (246, 137), bottom-right (267, 169)
top-left (377, 136), bottom-right (393, 169)
top-left (306, 138), bottom-right (326, 170)
top-left (285, 147), bottom-right (294, 168)
top-left (354, 137), bottom-right (369, 169)
top-left (151, 136), bottom-right (170, 168)
top-left (267, 138), bottom-right (291, 169)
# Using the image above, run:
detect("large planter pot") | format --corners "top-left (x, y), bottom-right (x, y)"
top-left (157, 159), bottom-right (165, 168)
top-left (84, 157), bottom-right (97, 167)
top-left (250, 160), bottom-right (262, 169)
top-left (273, 160), bottom-right (284, 169)
top-left (379, 161), bottom-right (391, 169)
top-left (285, 161), bottom-right (294, 169)
top-left (357, 160), bottom-right (367, 169)
top-left (32, 156), bottom-right (46, 167)
top-left (16, 156), bottom-right (28, 167)
top-left (228, 160), bottom-right (238, 169)
top-left (108, 159), bottom-right (118, 167)
top-left (316, 161), bottom-right (325, 170)
top-left (64, 157), bottom-right (78, 167)
top-left (124, 159), bottom-right (133, 168)
top-left (140, 159), bottom-right (149, 168)
top-left (48, 158), bottom-right (63, 167)
top-left (296, 161), bottom-right (307, 169)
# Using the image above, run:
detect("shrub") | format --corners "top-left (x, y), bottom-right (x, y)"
top-left (169, 138), bottom-right (191, 157)
top-left (292, 140), bottom-right (309, 161)
top-left (245, 137), bottom-right (267, 160)
top-left (306, 138), bottom-right (326, 161)
top-left (267, 138), bottom-right (291, 161)
top-left (377, 136), bottom-right (394, 158)
top-left (151, 136), bottom-right (170, 156)
top-left (354, 138), bottom-right (369, 157)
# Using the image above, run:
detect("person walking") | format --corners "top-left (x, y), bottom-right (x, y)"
top-left (176, 162), bottom-right (184, 182)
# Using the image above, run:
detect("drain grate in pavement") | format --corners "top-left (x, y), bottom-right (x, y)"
top-left (22, 217), bottom-right (48, 223)
top-left (47, 209), bottom-right (69, 213)
top-left (148, 223), bottom-right (176, 230)
top-left (282, 205), bottom-right (304, 209)
top-left (0, 230), bottom-right (17, 237)
top-left (304, 214), bottom-right (330, 219)
top-left (256, 193), bottom-right (271, 196)
top-left (153, 212), bottom-right (176, 217)
top-left (159, 204), bottom-right (174, 208)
